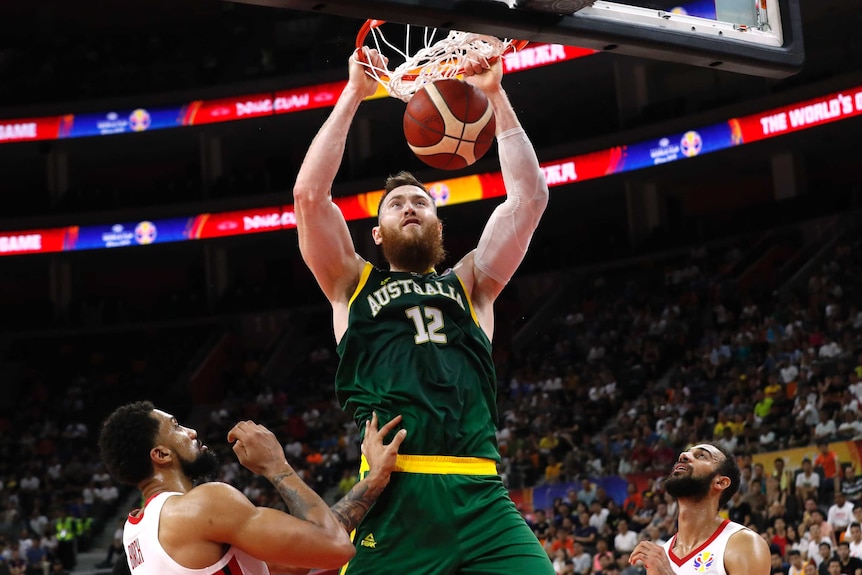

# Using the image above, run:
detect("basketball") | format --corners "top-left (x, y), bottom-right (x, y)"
top-left (403, 79), bottom-right (496, 171)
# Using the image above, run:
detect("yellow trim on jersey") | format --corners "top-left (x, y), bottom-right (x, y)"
top-left (347, 262), bottom-right (374, 310)
top-left (360, 454), bottom-right (497, 475)
top-left (455, 273), bottom-right (481, 327)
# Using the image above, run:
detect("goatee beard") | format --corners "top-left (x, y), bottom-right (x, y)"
top-left (664, 470), bottom-right (717, 501)
top-left (380, 222), bottom-right (446, 272)
top-left (179, 450), bottom-right (220, 484)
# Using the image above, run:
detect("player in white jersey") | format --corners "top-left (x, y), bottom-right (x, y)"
top-left (629, 443), bottom-right (771, 575)
top-left (99, 401), bottom-right (406, 575)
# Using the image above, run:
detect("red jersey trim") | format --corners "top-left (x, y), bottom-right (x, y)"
top-left (127, 493), bottom-right (164, 525)
top-left (221, 556), bottom-right (241, 575)
top-left (668, 519), bottom-right (730, 566)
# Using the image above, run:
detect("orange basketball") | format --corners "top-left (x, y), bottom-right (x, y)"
top-left (403, 79), bottom-right (496, 171)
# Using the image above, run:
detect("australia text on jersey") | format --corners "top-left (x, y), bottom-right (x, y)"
top-left (366, 278), bottom-right (465, 317)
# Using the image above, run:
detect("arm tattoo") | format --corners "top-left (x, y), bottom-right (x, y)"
top-left (330, 480), bottom-right (386, 533)
top-left (271, 471), bottom-right (295, 485)
top-left (270, 471), bottom-right (310, 520)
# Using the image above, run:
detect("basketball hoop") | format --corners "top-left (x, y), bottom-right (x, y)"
top-left (355, 19), bottom-right (528, 102)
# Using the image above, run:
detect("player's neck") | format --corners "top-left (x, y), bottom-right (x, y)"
top-left (387, 264), bottom-right (435, 274)
top-left (673, 502), bottom-right (726, 554)
top-left (139, 472), bottom-right (195, 501)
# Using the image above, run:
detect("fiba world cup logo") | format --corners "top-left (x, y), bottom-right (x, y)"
top-left (680, 130), bottom-right (703, 158)
top-left (134, 221), bottom-right (158, 245)
top-left (692, 551), bottom-right (715, 572)
top-left (129, 108), bottom-right (151, 132)
top-left (427, 182), bottom-right (451, 206)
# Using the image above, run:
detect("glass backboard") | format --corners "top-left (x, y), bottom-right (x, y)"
top-left (227, 0), bottom-right (803, 78)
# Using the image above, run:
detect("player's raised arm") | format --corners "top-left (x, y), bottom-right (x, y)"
top-left (455, 59), bottom-right (549, 312)
top-left (293, 48), bottom-right (384, 306)
top-left (330, 413), bottom-right (407, 533)
top-left (213, 414), bottom-right (405, 569)
top-left (179, 482), bottom-right (353, 571)
top-left (208, 421), bottom-right (354, 568)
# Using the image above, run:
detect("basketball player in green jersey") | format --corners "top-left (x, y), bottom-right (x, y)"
top-left (293, 46), bottom-right (553, 575)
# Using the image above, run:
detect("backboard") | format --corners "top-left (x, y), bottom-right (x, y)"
top-left (226, 0), bottom-right (803, 78)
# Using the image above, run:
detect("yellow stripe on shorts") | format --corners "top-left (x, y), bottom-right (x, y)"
top-left (360, 454), bottom-right (497, 475)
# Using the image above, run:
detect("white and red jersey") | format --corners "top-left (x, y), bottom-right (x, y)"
top-left (662, 519), bottom-right (747, 575)
top-left (124, 492), bottom-right (269, 575)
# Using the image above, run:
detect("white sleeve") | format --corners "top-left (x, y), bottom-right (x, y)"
top-left (473, 127), bottom-right (549, 285)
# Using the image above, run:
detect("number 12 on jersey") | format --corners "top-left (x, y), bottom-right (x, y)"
top-left (406, 306), bottom-right (447, 345)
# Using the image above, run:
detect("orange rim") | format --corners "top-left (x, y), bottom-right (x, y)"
top-left (355, 19), bottom-right (529, 83)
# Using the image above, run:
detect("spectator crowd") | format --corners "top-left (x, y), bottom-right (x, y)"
top-left (0, 223), bottom-right (861, 575)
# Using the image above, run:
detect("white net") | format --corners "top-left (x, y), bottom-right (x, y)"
top-left (356, 24), bottom-right (515, 102)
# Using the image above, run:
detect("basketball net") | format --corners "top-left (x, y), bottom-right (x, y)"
top-left (355, 20), bottom-right (527, 103)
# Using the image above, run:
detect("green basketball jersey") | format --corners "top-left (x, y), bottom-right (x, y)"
top-left (335, 262), bottom-right (500, 461)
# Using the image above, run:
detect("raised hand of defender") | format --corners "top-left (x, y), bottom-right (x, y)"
top-left (362, 413), bottom-right (407, 487)
top-left (629, 541), bottom-right (674, 575)
top-left (228, 420), bottom-right (295, 478)
top-left (350, 46), bottom-right (387, 98)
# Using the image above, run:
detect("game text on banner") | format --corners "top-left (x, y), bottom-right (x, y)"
top-left (0, 116), bottom-right (63, 143)
top-left (0, 228), bottom-right (68, 255)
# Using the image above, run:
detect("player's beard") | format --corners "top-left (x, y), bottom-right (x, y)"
top-left (178, 450), bottom-right (220, 484)
top-left (664, 470), bottom-right (718, 501)
top-left (379, 220), bottom-right (446, 272)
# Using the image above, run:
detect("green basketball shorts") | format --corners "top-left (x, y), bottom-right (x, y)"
top-left (339, 455), bottom-right (554, 575)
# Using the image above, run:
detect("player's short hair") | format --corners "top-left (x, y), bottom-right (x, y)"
top-left (99, 401), bottom-right (160, 486)
top-left (378, 171), bottom-right (432, 216)
top-left (713, 444), bottom-right (741, 509)
top-left (788, 550), bottom-right (801, 557)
